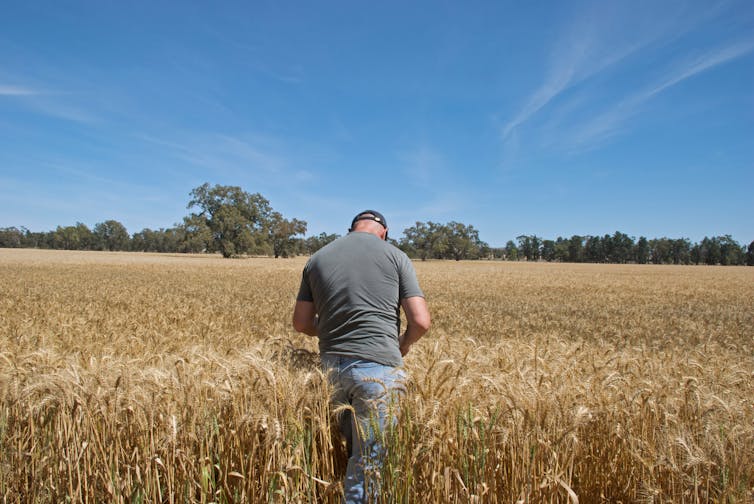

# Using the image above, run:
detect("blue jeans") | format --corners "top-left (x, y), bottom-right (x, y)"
top-left (320, 354), bottom-right (406, 504)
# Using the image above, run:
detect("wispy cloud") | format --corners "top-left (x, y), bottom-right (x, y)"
top-left (28, 97), bottom-right (101, 124)
top-left (398, 144), bottom-right (446, 187)
top-left (641, 40), bottom-right (754, 101)
top-left (501, 1), bottom-right (754, 158)
top-left (0, 160), bottom-right (168, 231)
top-left (0, 85), bottom-right (40, 96)
top-left (144, 133), bottom-right (285, 172)
top-left (1, 78), bottom-right (99, 123)
top-left (565, 39), bottom-right (754, 150)
top-left (392, 143), bottom-right (477, 224)
top-left (139, 131), bottom-right (315, 190)
top-left (501, 2), bottom-right (655, 141)
top-left (416, 192), bottom-right (468, 217)
top-left (208, 134), bottom-right (288, 174)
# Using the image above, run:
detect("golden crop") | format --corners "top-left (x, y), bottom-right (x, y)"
top-left (1, 249), bottom-right (752, 503)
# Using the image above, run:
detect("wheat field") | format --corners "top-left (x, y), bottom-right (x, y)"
top-left (1, 248), bottom-right (752, 503)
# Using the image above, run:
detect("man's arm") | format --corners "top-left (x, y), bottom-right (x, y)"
top-left (292, 300), bottom-right (318, 336)
top-left (399, 296), bottom-right (431, 356)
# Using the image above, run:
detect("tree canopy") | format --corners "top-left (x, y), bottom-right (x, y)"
top-left (1, 182), bottom-right (750, 265)
top-left (400, 221), bottom-right (488, 261)
top-left (187, 183), bottom-right (276, 258)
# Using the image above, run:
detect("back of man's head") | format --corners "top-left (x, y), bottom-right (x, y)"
top-left (350, 210), bottom-right (388, 240)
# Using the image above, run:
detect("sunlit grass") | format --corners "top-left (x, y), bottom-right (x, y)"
top-left (1, 249), bottom-right (752, 502)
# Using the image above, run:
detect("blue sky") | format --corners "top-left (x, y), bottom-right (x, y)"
top-left (1, 1), bottom-right (752, 247)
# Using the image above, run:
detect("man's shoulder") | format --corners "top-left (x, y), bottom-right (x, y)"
top-left (371, 235), bottom-right (406, 256)
top-left (306, 234), bottom-right (351, 267)
top-left (309, 232), bottom-right (409, 262)
top-left (311, 234), bottom-right (347, 255)
top-left (384, 241), bottom-right (410, 259)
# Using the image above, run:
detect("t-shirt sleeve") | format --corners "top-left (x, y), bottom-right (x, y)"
top-left (296, 268), bottom-right (314, 302)
top-left (398, 255), bottom-right (424, 299)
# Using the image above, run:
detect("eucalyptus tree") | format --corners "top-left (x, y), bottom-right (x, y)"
top-left (93, 220), bottom-right (130, 251)
top-left (0, 227), bottom-right (25, 248)
top-left (503, 240), bottom-right (517, 261)
top-left (516, 235), bottom-right (542, 261)
top-left (635, 237), bottom-right (650, 264)
top-left (445, 221), bottom-right (486, 260)
top-left (268, 211), bottom-right (307, 258)
top-left (187, 183), bottom-right (274, 258)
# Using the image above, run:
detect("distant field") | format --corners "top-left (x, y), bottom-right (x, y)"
top-left (1, 249), bottom-right (752, 502)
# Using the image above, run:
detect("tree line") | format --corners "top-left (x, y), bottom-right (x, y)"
top-left (497, 233), bottom-right (752, 266)
top-left (398, 225), bottom-right (753, 265)
top-left (1, 183), bottom-right (752, 265)
top-left (0, 184), bottom-right (324, 258)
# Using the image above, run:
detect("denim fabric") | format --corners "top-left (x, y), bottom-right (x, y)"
top-left (321, 354), bottom-right (407, 504)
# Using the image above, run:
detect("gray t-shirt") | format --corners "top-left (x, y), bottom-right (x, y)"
top-left (297, 231), bottom-right (424, 367)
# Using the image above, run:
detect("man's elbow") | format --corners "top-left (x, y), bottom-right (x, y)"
top-left (292, 301), bottom-right (317, 335)
top-left (413, 312), bottom-right (431, 335)
top-left (403, 296), bottom-right (431, 335)
top-left (292, 317), bottom-right (310, 334)
top-left (292, 319), bottom-right (305, 333)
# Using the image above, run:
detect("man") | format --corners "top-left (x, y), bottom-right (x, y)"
top-left (292, 210), bottom-right (431, 503)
